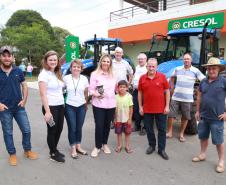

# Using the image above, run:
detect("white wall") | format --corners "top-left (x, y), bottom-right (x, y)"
top-left (123, 42), bottom-right (150, 65)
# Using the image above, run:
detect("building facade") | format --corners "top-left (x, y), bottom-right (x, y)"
top-left (108, 0), bottom-right (226, 64)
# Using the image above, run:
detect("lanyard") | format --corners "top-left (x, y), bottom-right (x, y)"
top-left (72, 75), bottom-right (80, 96)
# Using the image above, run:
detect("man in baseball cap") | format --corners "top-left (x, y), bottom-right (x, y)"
top-left (0, 45), bottom-right (13, 55)
top-left (193, 57), bottom-right (226, 173)
top-left (0, 45), bottom-right (38, 166)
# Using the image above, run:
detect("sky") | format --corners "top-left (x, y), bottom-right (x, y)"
top-left (0, 0), bottom-right (131, 42)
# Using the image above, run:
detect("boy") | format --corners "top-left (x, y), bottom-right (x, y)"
top-left (115, 80), bottom-right (133, 153)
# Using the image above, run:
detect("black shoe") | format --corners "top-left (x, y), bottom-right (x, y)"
top-left (50, 153), bottom-right (65, 163)
top-left (158, 150), bottom-right (169, 160)
top-left (139, 128), bottom-right (146, 136)
top-left (132, 126), bottom-right (140, 132)
top-left (146, 146), bottom-right (155, 155)
top-left (56, 150), bottom-right (65, 158)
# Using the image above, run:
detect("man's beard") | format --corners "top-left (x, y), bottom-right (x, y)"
top-left (1, 62), bottom-right (12, 69)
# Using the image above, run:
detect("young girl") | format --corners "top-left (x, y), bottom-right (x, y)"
top-left (38, 50), bottom-right (65, 163)
top-left (115, 80), bottom-right (133, 153)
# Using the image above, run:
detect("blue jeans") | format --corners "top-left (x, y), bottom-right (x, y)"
top-left (144, 113), bottom-right (167, 152)
top-left (0, 107), bottom-right (31, 155)
top-left (65, 104), bottom-right (86, 146)
top-left (198, 118), bottom-right (224, 145)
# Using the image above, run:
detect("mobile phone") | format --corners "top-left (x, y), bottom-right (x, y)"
top-left (47, 117), bottom-right (55, 127)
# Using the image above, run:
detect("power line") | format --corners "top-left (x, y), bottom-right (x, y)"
top-left (80, 0), bottom-right (109, 12)
top-left (68, 16), bottom-right (109, 30)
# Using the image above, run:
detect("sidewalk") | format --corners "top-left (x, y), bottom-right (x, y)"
top-left (0, 88), bottom-right (225, 185)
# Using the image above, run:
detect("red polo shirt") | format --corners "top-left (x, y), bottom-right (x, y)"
top-left (138, 72), bottom-right (169, 113)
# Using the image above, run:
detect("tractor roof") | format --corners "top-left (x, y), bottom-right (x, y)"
top-left (84, 38), bottom-right (122, 45)
top-left (168, 28), bottom-right (215, 36)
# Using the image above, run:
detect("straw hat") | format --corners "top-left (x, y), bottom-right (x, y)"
top-left (202, 57), bottom-right (225, 72)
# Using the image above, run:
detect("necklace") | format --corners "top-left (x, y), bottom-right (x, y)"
top-left (72, 75), bottom-right (80, 96)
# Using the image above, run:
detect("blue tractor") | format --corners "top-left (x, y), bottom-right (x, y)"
top-left (147, 24), bottom-right (226, 134)
top-left (61, 35), bottom-right (123, 76)
top-left (148, 24), bottom-right (226, 78)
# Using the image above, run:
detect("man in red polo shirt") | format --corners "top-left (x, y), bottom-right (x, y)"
top-left (138, 58), bottom-right (170, 160)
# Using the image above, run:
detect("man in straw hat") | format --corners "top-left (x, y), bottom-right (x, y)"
top-left (193, 57), bottom-right (226, 173)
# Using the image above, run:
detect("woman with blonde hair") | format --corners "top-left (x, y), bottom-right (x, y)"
top-left (63, 59), bottom-right (89, 159)
top-left (38, 50), bottom-right (65, 163)
top-left (89, 54), bottom-right (116, 157)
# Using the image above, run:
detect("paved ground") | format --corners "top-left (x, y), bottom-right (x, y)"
top-left (0, 87), bottom-right (225, 185)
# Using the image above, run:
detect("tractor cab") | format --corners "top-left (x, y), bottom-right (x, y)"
top-left (148, 27), bottom-right (226, 78)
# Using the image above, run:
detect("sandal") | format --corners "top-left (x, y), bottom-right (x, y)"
top-left (76, 148), bottom-right (88, 155)
top-left (216, 164), bottom-right (225, 173)
top-left (115, 147), bottom-right (122, 153)
top-left (71, 152), bottom-right (79, 159)
top-left (192, 155), bottom-right (206, 162)
top-left (166, 133), bottom-right (173, 139)
top-left (125, 147), bottom-right (133, 154)
top-left (179, 136), bottom-right (186, 142)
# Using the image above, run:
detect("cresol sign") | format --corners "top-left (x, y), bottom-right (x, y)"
top-left (168, 12), bottom-right (224, 31)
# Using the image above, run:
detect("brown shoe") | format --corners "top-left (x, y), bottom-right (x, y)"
top-left (24, 150), bottom-right (38, 160)
top-left (9, 154), bottom-right (17, 166)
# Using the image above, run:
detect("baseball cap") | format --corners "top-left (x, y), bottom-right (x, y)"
top-left (0, 46), bottom-right (13, 55)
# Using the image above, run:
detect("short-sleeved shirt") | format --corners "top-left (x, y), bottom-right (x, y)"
top-left (19, 64), bottom-right (26, 72)
top-left (138, 72), bottom-right (169, 113)
top-left (199, 76), bottom-right (226, 120)
top-left (63, 74), bottom-right (89, 107)
top-left (133, 64), bottom-right (147, 89)
top-left (89, 71), bottom-right (116, 109)
top-left (27, 65), bottom-right (33, 72)
top-left (112, 59), bottom-right (133, 83)
top-left (115, 93), bottom-right (133, 122)
top-left (172, 66), bottom-right (205, 102)
top-left (38, 69), bottom-right (64, 106)
top-left (0, 66), bottom-right (25, 110)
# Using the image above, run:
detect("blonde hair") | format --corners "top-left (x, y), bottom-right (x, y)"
top-left (95, 54), bottom-right (113, 77)
top-left (41, 50), bottom-right (62, 80)
top-left (70, 59), bottom-right (84, 71)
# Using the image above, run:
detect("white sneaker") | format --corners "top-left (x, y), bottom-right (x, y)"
top-left (102, 145), bottom-right (111, 154)
top-left (91, 147), bottom-right (100, 157)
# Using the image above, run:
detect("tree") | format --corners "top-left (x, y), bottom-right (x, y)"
top-left (1, 23), bottom-right (54, 68)
top-left (53, 26), bottom-right (72, 47)
top-left (6, 10), bottom-right (53, 35)
top-left (0, 9), bottom-right (72, 69)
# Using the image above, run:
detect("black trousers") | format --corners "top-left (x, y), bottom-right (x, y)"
top-left (144, 113), bottom-right (167, 152)
top-left (92, 106), bottom-right (115, 149)
top-left (42, 105), bottom-right (64, 154)
top-left (133, 89), bottom-right (143, 129)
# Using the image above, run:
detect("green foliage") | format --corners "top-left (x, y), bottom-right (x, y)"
top-left (53, 26), bottom-right (72, 47)
top-left (0, 9), bottom-right (72, 69)
top-left (6, 10), bottom-right (53, 35)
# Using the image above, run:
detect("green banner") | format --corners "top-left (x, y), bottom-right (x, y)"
top-left (168, 12), bottom-right (224, 31)
top-left (65, 35), bottom-right (80, 63)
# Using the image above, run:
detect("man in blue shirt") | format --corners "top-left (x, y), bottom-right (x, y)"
top-left (193, 57), bottom-right (225, 173)
top-left (0, 46), bottom-right (38, 166)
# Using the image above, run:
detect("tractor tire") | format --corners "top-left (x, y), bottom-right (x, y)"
top-left (185, 102), bottom-right (197, 135)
